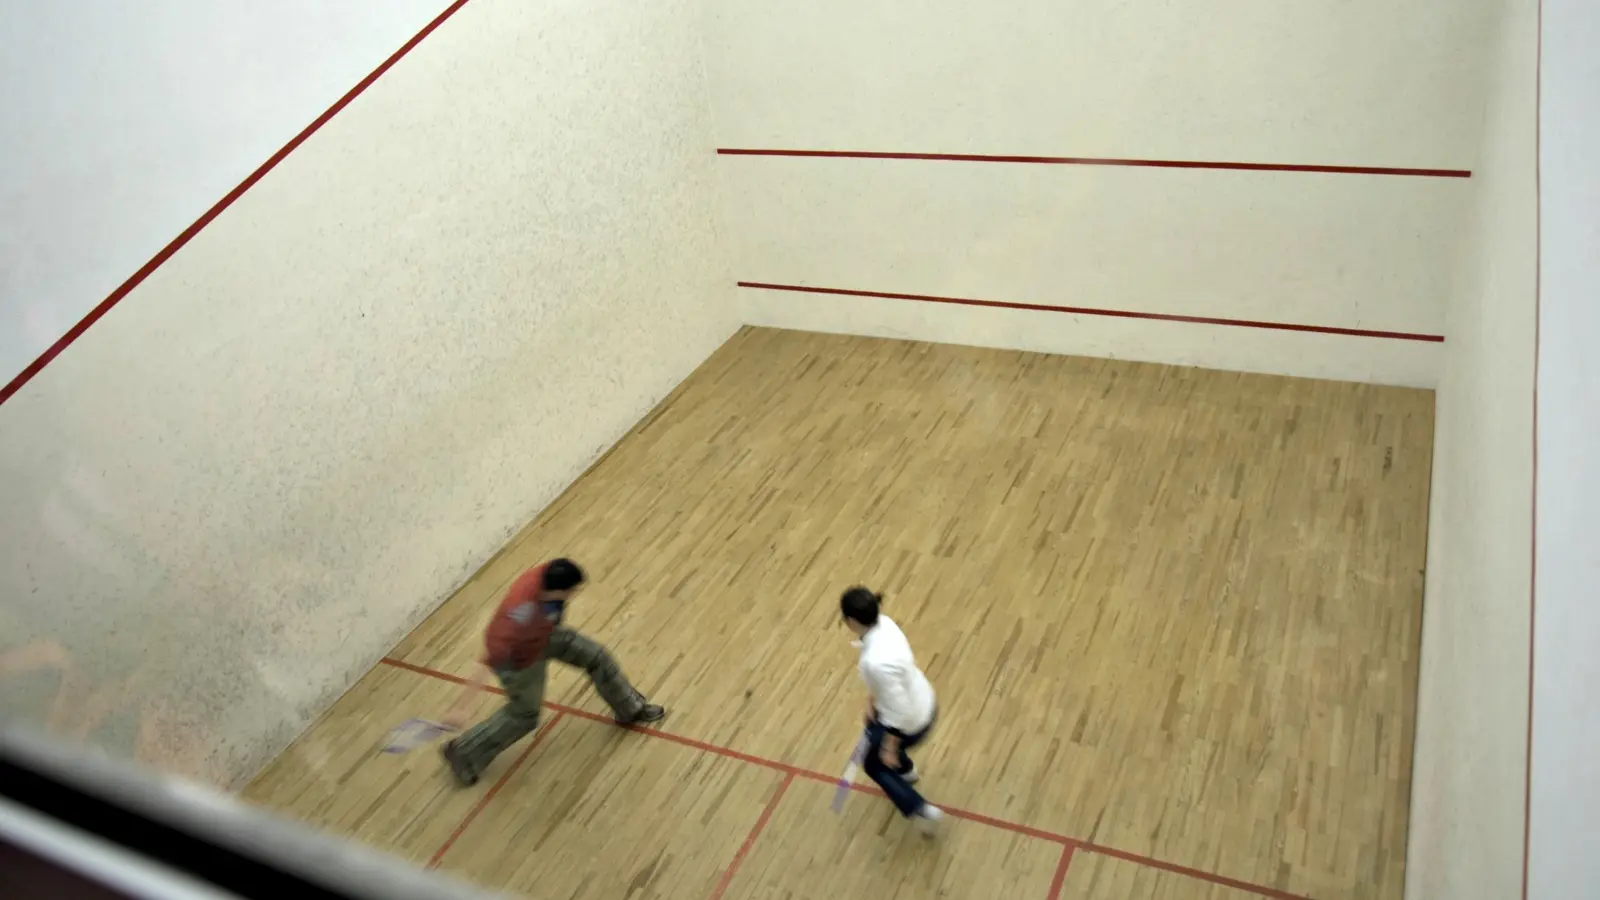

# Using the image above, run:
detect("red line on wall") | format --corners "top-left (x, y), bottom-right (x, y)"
top-left (738, 281), bottom-right (1447, 343)
top-left (0, 0), bottom-right (475, 408)
top-left (717, 148), bottom-right (1473, 178)
top-left (708, 773), bottom-right (792, 900)
top-left (379, 657), bottom-right (1315, 900)
top-left (427, 709), bottom-right (563, 869)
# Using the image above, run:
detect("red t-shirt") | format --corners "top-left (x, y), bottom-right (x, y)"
top-left (482, 565), bottom-right (556, 670)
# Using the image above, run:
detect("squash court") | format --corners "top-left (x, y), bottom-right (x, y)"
top-left (241, 326), bottom-right (1432, 900)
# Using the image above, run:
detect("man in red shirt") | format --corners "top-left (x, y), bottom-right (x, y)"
top-left (438, 558), bottom-right (664, 785)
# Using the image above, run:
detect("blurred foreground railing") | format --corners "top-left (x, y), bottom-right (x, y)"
top-left (0, 723), bottom-right (509, 900)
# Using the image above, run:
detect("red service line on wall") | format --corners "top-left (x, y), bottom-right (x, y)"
top-left (738, 281), bottom-right (1447, 343)
top-left (717, 147), bottom-right (1473, 178)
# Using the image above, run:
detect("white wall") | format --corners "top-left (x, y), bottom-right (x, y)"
top-left (0, 0), bottom-right (736, 787)
top-left (1404, 0), bottom-right (1539, 896)
top-left (0, 0), bottom-right (452, 385)
top-left (705, 0), bottom-right (1496, 387)
top-left (1528, 0), bottom-right (1600, 894)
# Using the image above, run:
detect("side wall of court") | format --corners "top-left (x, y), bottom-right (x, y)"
top-left (1527, 0), bottom-right (1600, 890)
top-left (0, 0), bottom-right (737, 787)
top-left (1405, 0), bottom-right (1538, 895)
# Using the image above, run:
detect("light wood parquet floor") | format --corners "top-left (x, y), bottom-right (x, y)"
top-left (243, 327), bottom-right (1434, 900)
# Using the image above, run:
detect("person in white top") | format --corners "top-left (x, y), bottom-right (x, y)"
top-left (841, 586), bottom-right (943, 835)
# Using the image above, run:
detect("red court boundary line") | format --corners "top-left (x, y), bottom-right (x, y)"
top-left (708, 773), bottom-right (793, 900)
top-left (0, 0), bottom-right (475, 408)
top-left (1044, 844), bottom-right (1076, 900)
top-left (738, 280), bottom-right (1448, 343)
top-left (380, 657), bottom-right (1314, 900)
top-left (427, 709), bottom-right (564, 869)
top-left (717, 147), bottom-right (1472, 178)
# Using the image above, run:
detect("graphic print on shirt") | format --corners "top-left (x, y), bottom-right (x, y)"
top-left (540, 599), bottom-right (566, 625)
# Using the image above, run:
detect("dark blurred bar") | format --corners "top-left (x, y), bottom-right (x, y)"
top-left (0, 724), bottom-right (507, 900)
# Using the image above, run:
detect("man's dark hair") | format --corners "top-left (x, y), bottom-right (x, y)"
top-left (543, 558), bottom-right (586, 592)
top-left (840, 586), bottom-right (881, 627)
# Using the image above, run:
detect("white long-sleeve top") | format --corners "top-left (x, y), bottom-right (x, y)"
top-left (855, 615), bottom-right (936, 733)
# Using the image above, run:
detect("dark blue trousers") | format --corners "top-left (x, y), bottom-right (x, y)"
top-left (862, 712), bottom-right (935, 817)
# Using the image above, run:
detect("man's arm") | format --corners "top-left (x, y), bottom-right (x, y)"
top-left (442, 665), bottom-right (491, 729)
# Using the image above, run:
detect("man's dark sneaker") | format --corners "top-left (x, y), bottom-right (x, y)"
top-left (440, 739), bottom-right (478, 787)
top-left (616, 703), bottom-right (666, 727)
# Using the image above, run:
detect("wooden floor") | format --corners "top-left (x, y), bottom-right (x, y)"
top-left (243, 327), bottom-right (1434, 900)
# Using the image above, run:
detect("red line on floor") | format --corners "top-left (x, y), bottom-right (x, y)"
top-left (1045, 844), bottom-right (1076, 900)
top-left (717, 147), bottom-right (1472, 178)
top-left (381, 658), bottom-right (818, 777)
top-left (600, 712), bottom-right (815, 776)
top-left (0, 0), bottom-right (475, 408)
top-left (708, 772), bottom-right (793, 900)
top-left (897, 793), bottom-right (1072, 845)
top-left (379, 659), bottom-right (1067, 839)
top-left (1075, 843), bottom-right (1310, 900)
top-left (738, 280), bottom-right (1448, 343)
top-left (383, 657), bottom-right (477, 685)
top-left (426, 709), bottom-right (565, 869)
top-left (379, 658), bottom-right (1314, 900)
